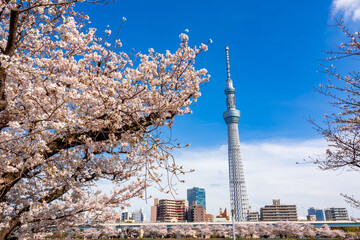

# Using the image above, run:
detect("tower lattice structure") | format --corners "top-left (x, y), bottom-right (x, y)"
top-left (223, 46), bottom-right (249, 222)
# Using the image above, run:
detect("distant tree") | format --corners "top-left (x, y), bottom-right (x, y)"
top-left (142, 225), bottom-right (168, 239)
top-left (246, 223), bottom-right (257, 238)
top-left (332, 228), bottom-right (347, 238)
top-left (125, 227), bottom-right (141, 239)
top-left (195, 224), bottom-right (213, 238)
top-left (168, 224), bottom-right (195, 238)
top-left (211, 224), bottom-right (230, 238)
top-left (273, 221), bottom-right (299, 238)
top-left (98, 226), bottom-right (120, 239)
top-left (83, 228), bottom-right (101, 239)
top-left (234, 223), bottom-right (246, 238)
top-left (0, 0), bottom-right (210, 239)
top-left (315, 224), bottom-right (346, 238)
top-left (256, 223), bottom-right (274, 239)
top-left (316, 224), bottom-right (337, 238)
top-left (182, 224), bottom-right (196, 238)
top-left (155, 225), bottom-right (168, 238)
top-left (168, 225), bottom-right (184, 238)
top-left (300, 224), bottom-right (317, 239)
top-left (141, 225), bottom-right (153, 238)
top-left (287, 222), bottom-right (303, 238)
top-left (235, 223), bottom-right (257, 238)
top-left (311, 16), bottom-right (360, 209)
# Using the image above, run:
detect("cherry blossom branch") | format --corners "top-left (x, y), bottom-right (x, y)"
top-left (0, 1), bottom-right (210, 236)
top-left (0, 8), bottom-right (19, 113)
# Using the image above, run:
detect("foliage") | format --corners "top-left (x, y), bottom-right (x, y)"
top-left (333, 226), bottom-right (360, 232)
top-left (76, 223), bottom-right (347, 239)
top-left (0, 0), bottom-right (210, 239)
top-left (141, 224), bottom-right (168, 238)
top-left (195, 224), bottom-right (212, 238)
top-left (300, 224), bottom-right (317, 238)
top-left (311, 16), bottom-right (360, 208)
top-left (168, 225), bottom-right (196, 238)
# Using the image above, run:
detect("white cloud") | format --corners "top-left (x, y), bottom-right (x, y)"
top-left (333, 0), bottom-right (360, 22)
top-left (173, 138), bottom-right (360, 218)
top-left (102, 138), bottom-right (360, 220)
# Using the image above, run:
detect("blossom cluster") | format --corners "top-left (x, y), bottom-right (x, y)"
top-left (47, 222), bottom-right (347, 239)
top-left (0, 0), bottom-right (210, 238)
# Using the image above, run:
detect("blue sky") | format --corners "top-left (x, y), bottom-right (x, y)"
top-left (79, 1), bottom-right (360, 219)
top-left (81, 0), bottom-right (333, 143)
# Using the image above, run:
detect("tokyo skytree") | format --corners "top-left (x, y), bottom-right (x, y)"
top-left (223, 46), bottom-right (249, 222)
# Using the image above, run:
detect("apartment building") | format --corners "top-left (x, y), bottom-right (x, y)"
top-left (150, 198), bottom-right (188, 222)
top-left (188, 201), bottom-right (206, 222)
top-left (260, 199), bottom-right (297, 221)
top-left (325, 208), bottom-right (349, 221)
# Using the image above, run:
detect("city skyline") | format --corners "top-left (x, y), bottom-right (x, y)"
top-left (79, 0), bottom-right (360, 219)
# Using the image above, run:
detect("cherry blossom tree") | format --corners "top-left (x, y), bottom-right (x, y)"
top-left (168, 225), bottom-right (183, 238)
top-left (195, 224), bottom-right (213, 238)
top-left (315, 224), bottom-right (346, 239)
top-left (234, 223), bottom-right (245, 238)
top-left (98, 225), bottom-right (121, 239)
top-left (300, 223), bottom-right (316, 239)
top-left (168, 224), bottom-right (196, 238)
top-left (182, 224), bottom-right (196, 238)
top-left (154, 224), bottom-right (169, 238)
top-left (273, 221), bottom-right (296, 239)
top-left (245, 223), bottom-right (257, 238)
top-left (83, 228), bottom-right (101, 239)
top-left (311, 16), bottom-right (360, 208)
top-left (124, 227), bottom-right (141, 239)
top-left (255, 223), bottom-right (273, 239)
top-left (0, 0), bottom-right (210, 239)
top-left (316, 224), bottom-right (337, 238)
top-left (142, 224), bottom-right (168, 239)
top-left (211, 224), bottom-right (231, 238)
top-left (332, 228), bottom-right (346, 238)
top-left (286, 222), bottom-right (302, 238)
top-left (234, 223), bottom-right (257, 238)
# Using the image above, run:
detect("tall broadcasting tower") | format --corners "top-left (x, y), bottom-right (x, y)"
top-left (223, 46), bottom-right (249, 222)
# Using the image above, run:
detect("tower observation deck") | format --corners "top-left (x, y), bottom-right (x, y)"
top-left (223, 46), bottom-right (249, 222)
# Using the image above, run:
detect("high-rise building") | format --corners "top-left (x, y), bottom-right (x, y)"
top-left (188, 201), bottom-right (206, 222)
top-left (325, 208), bottom-right (349, 221)
top-left (260, 199), bottom-right (297, 221)
top-left (121, 209), bottom-right (131, 222)
top-left (223, 46), bottom-right (249, 222)
top-left (308, 207), bottom-right (316, 216)
top-left (315, 209), bottom-right (326, 221)
top-left (150, 198), bottom-right (188, 222)
top-left (187, 187), bottom-right (206, 209)
top-left (150, 198), bottom-right (159, 222)
top-left (132, 208), bottom-right (146, 222)
top-left (307, 207), bottom-right (326, 221)
top-left (121, 208), bottom-right (146, 222)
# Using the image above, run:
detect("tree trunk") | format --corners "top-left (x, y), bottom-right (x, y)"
top-left (0, 216), bottom-right (21, 240)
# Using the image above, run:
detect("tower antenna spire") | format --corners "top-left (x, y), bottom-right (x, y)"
top-left (225, 46), bottom-right (231, 80)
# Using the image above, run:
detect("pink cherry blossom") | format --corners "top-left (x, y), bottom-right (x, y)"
top-left (0, 1), bottom-right (210, 239)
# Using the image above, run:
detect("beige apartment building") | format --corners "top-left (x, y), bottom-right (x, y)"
top-left (150, 198), bottom-right (188, 222)
top-left (248, 211), bottom-right (260, 221)
top-left (260, 199), bottom-right (297, 221)
top-left (188, 201), bottom-right (206, 222)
